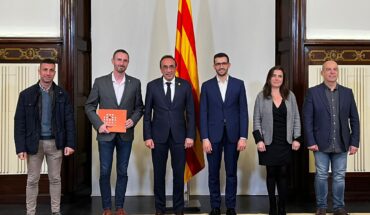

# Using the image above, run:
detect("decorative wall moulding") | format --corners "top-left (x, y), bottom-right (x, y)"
top-left (308, 49), bottom-right (370, 62)
top-left (0, 48), bottom-right (58, 61)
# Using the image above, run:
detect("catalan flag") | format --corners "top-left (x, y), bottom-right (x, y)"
top-left (175, 0), bottom-right (205, 182)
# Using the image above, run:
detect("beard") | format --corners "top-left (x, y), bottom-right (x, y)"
top-left (216, 69), bottom-right (227, 77)
top-left (116, 66), bottom-right (126, 73)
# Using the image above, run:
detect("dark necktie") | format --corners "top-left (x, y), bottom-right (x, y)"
top-left (165, 82), bottom-right (172, 104)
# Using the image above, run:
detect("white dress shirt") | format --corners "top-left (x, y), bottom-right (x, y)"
top-left (217, 75), bottom-right (229, 102)
top-left (112, 73), bottom-right (126, 104)
top-left (163, 77), bottom-right (175, 102)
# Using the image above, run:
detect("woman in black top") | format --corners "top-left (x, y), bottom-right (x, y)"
top-left (253, 66), bottom-right (301, 215)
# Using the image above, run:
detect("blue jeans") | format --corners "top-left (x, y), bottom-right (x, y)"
top-left (98, 135), bottom-right (133, 210)
top-left (314, 151), bottom-right (347, 210)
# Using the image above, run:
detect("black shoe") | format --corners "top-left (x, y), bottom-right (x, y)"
top-left (209, 208), bottom-right (221, 215)
top-left (333, 208), bottom-right (349, 215)
top-left (315, 208), bottom-right (326, 215)
top-left (269, 207), bottom-right (277, 215)
top-left (278, 203), bottom-right (286, 215)
top-left (226, 208), bottom-right (237, 215)
top-left (278, 208), bottom-right (286, 215)
top-left (269, 196), bottom-right (277, 215)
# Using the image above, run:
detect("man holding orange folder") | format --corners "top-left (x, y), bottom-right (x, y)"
top-left (85, 49), bottom-right (144, 215)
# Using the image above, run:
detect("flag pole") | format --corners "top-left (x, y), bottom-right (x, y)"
top-left (174, 0), bottom-right (204, 212)
top-left (184, 180), bottom-right (201, 212)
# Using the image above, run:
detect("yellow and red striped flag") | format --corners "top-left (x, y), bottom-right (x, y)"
top-left (175, 0), bottom-right (205, 182)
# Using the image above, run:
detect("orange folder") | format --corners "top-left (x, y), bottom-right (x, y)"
top-left (98, 109), bottom-right (127, 133)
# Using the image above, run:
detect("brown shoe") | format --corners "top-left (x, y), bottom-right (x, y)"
top-left (103, 209), bottom-right (113, 215)
top-left (115, 208), bottom-right (127, 215)
top-left (316, 208), bottom-right (326, 215)
top-left (333, 208), bottom-right (349, 215)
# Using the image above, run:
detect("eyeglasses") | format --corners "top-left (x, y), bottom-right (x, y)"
top-left (214, 62), bottom-right (229, 67)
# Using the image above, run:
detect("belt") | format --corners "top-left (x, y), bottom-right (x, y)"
top-left (40, 135), bottom-right (55, 140)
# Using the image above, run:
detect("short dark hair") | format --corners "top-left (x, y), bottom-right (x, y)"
top-left (213, 52), bottom-right (229, 64)
top-left (159, 55), bottom-right (177, 68)
top-left (40, 58), bottom-right (56, 66)
top-left (263, 65), bottom-right (290, 100)
top-left (113, 49), bottom-right (129, 60)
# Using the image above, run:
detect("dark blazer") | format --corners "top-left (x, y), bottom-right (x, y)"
top-left (14, 82), bottom-right (76, 155)
top-left (303, 83), bottom-right (360, 151)
top-left (200, 76), bottom-right (248, 143)
top-left (143, 77), bottom-right (195, 143)
top-left (85, 73), bottom-right (144, 141)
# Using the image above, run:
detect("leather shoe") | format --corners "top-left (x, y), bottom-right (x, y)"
top-left (209, 208), bottom-right (221, 215)
top-left (315, 208), bottom-right (326, 215)
top-left (226, 208), bottom-right (237, 215)
top-left (103, 209), bottom-right (113, 215)
top-left (333, 208), bottom-right (349, 215)
top-left (115, 208), bottom-right (127, 215)
top-left (155, 212), bottom-right (164, 215)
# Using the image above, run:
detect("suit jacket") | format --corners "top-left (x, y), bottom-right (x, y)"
top-left (253, 91), bottom-right (301, 145)
top-left (143, 77), bottom-right (195, 143)
top-left (200, 76), bottom-right (248, 143)
top-left (85, 73), bottom-right (144, 141)
top-left (303, 83), bottom-right (360, 151)
top-left (14, 82), bottom-right (76, 154)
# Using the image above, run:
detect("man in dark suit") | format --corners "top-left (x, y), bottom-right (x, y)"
top-left (85, 49), bottom-right (144, 215)
top-left (200, 53), bottom-right (248, 215)
top-left (143, 55), bottom-right (195, 215)
top-left (303, 60), bottom-right (360, 215)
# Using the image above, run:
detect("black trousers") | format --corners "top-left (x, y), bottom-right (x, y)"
top-left (152, 132), bottom-right (186, 213)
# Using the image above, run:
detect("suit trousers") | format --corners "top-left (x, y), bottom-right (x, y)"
top-left (207, 127), bottom-right (240, 209)
top-left (26, 139), bottom-right (63, 215)
top-left (151, 131), bottom-right (186, 213)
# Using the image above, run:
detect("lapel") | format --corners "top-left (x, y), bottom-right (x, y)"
top-left (224, 76), bottom-right (233, 104)
top-left (338, 84), bottom-right (345, 113)
top-left (118, 75), bottom-right (131, 107)
top-left (172, 78), bottom-right (181, 106)
top-left (211, 77), bottom-right (224, 104)
top-left (157, 78), bottom-right (168, 106)
top-left (318, 83), bottom-right (330, 113)
top-left (105, 73), bottom-right (119, 107)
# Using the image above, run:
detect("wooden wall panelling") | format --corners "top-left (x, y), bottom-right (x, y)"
top-left (0, 0), bottom-right (92, 202)
top-left (276, 0), bottom-right (310, 199)
top-left (60, 0), bottom-right (92, 198)
top-left (276, 0), bottom-right (370, 201)
top-left (304, 44), bottom-right (370, 200)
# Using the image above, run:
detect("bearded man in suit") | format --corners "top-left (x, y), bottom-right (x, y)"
top-left (85, 49), bottom-right (144, 215)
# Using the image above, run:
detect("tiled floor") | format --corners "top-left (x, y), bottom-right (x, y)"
top-left (0, 195), bottom-right (370, 215)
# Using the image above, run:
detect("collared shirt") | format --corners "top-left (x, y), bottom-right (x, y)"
top-left (217, 75), bottom-right (228, 102)
top-left (112, 73), bottom-right (126, 105)
top-left (39, 82), bottom-right (51, 93)
top-left (39, 83), bottom-right (53, 137)
top-left (163, 77), bottom-right (175, 102)
top-left (324, 83), bottom-right (343, 153)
